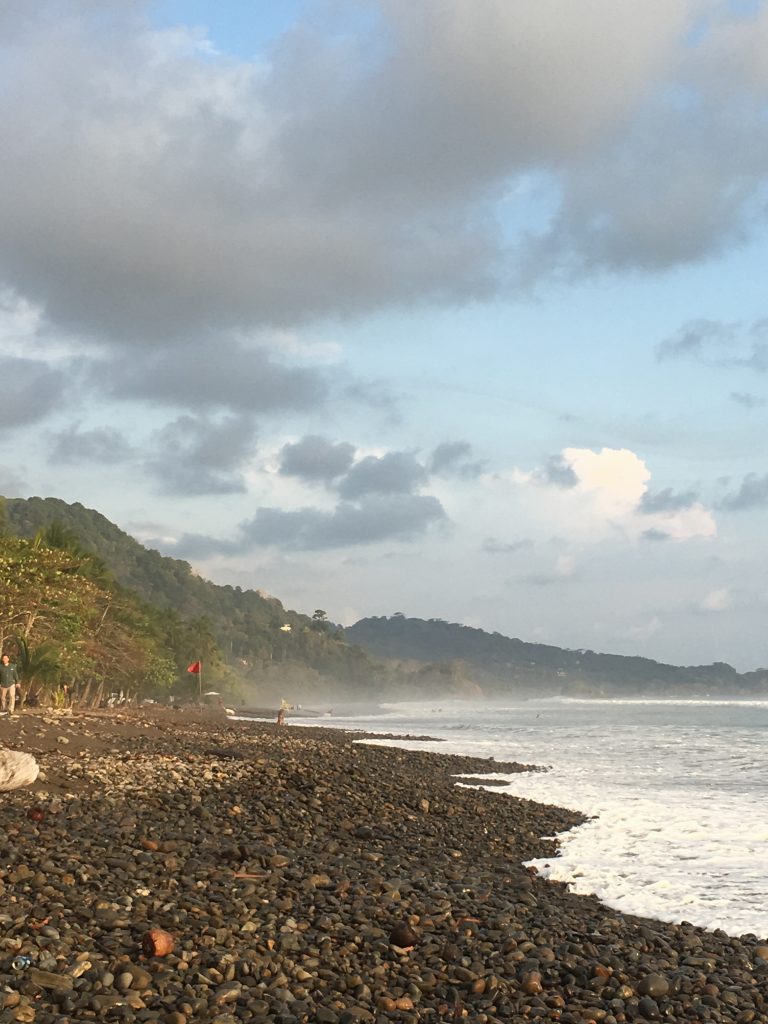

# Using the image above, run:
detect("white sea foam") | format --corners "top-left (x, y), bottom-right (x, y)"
top-left (295, 697), bottom-right (768, 939)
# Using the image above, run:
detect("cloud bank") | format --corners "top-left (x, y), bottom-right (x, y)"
top-left (3, 0), bottom-right (768, 359)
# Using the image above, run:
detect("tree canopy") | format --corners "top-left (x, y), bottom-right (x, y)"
top-left (0, 535), bottom-right (177, 700)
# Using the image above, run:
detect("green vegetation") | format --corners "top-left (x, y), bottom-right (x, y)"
top-left (1, 496), bottom-right (378, 704)
top-left (0, 533), bottom-right (178, 704)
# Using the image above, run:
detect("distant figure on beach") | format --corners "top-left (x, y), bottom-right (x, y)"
top-left (0, 654), bottom-right (20, 715)
top-left (276, 707), bottom-right (286, 726)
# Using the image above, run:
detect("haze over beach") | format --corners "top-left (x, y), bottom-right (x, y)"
top-left (2, 1), bottom-right (768, 671)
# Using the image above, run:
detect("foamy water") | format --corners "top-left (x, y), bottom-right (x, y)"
top-left (288, 697), bottom-right (768, 938)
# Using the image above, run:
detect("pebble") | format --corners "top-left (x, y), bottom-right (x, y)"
top-left (0, 709), bottom-right (766, 1024)
top-left (637, 972), bottom-right (670, 998)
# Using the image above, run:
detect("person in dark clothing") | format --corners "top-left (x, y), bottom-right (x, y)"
top-left (0, 654), bottom-right (20, 715)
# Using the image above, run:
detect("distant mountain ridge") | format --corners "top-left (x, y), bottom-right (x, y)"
top-left (345, 614), bottom-right (768, 696)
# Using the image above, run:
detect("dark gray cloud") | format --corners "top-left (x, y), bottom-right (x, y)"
top-left (172, 492), bottom-right (446, 555)
top-left (98, 341), bottom-right (327, 414)
top-left (340, 379), bottom-right (399, 414)
top-left (718, 473), bottom-right (768, 511)
top-left (639, 488), bottom-right (698, 514)
top-left (656, 320), bottom-right (737, 362)
top-left (1, 358), bottom-right (65, 428)
top-left (482, 537), bottom-right (533, 554)
top-left (337, 451), bottom-right (427, 499)
top-left (279, 437), bottom-right (485, 504)
top-left (243, 494), bottom-right (445, 548)
top-left (1, 0), bottom-right (766, 356)
top-left (279, 435), bottom-right (355, 482)
top-left (657, 319), bottom-right (768, 370)
top-left (731, 392), bottom-right (766, 408)
top-left (522, 106), bottom-right (763, 281)
top-left (642, 528), bottom-right (671, 542)
top-left (0, 2), bottom-right (501, 346)
top-left (145, 414), bottom-right (258, 495)
top-left (49, 424), bottom-right (132, 464)
top-left (535, 455), bottom-right (578, 488)
top-left (430, 441), bottom-right (485, 478)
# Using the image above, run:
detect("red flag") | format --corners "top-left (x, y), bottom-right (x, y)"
top-left (187, 661), bottom-right (201, 674)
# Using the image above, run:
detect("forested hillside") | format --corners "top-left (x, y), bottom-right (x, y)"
top-left (346, 614), bottom-right (768, 695)
top-left (1, 496), bottom-right (377, 700)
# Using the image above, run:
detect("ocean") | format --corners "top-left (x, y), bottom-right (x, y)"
top-left (289, 696), bottom-right (768, 940)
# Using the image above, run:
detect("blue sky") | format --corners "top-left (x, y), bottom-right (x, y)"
top-left (3, 0), bottom-right (768, 671)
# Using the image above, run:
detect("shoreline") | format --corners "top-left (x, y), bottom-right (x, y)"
top-left (0, 707), bottom-right (766, 1022)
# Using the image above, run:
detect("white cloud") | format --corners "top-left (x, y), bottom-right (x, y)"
top-left (269, 331), bottom-right (344, 366)
top-left (701, 587), bottom-right (732, 611)
top-left (0, 288), bottom-right (41, 340)
top-left (655, 502), bottom-right (717, 541)
top-left (516, 446), bottom-right (716, 543)
top-left (555, 554), bottom-right (576, 578)
top-left (626, 615), bottom-right (662, 640)
top-left (563, 446), bottom-right (650, 516)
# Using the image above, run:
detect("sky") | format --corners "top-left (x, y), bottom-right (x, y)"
top-left (3, 0), bottom-right (768, 671)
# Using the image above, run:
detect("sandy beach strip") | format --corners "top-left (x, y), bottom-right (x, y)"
top-left (0, 707), bottom-right (765, 1023)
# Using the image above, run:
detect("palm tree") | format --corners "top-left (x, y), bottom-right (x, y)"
top-left (14, 636), bottom-right (62, 705)
top-left (33, 521), bottom-right (111, 584)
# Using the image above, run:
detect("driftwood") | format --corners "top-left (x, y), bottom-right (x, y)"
top-left (0, 748), bottom-right (39, 790)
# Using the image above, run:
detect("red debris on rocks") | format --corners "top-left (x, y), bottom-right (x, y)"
top-left (142, 928), bottom-right (175, 957)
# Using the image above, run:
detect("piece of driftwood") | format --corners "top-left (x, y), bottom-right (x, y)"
top-left (0, 748), bottom-right (39, 790)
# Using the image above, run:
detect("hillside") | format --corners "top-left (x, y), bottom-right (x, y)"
top-left (345, 614), bottom-right (768, 696)
top-left (1, 496), bottom-right (377, 698)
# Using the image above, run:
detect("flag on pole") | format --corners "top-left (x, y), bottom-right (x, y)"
top-left (187, 661), bottom-right (202, 674)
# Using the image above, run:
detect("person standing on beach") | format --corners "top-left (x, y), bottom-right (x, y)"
top-left (0, 654), bottom-right (20, 715)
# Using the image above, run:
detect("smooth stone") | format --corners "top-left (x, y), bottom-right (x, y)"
top-left (637, 973), bottom-right (670, 999)
top-left (213, 982), bottom-right (241, 1005)
top-left (91, 992), bottom-right (146, 1011)
top-left (315, 1010), bottom-right (339, 1024)
top-left (339, 1010), bottom-right (375, 1024)
top-left (637, 995), bottom-right (661, 1019)
top-left (26, 968), bottom-right (74, 993)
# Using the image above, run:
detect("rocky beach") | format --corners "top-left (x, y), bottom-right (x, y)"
top-left (0, 708), bottom-right (766, 1023)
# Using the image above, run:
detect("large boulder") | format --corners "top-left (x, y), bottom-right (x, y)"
top-left (0, 748), bottom-right (39, 790)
